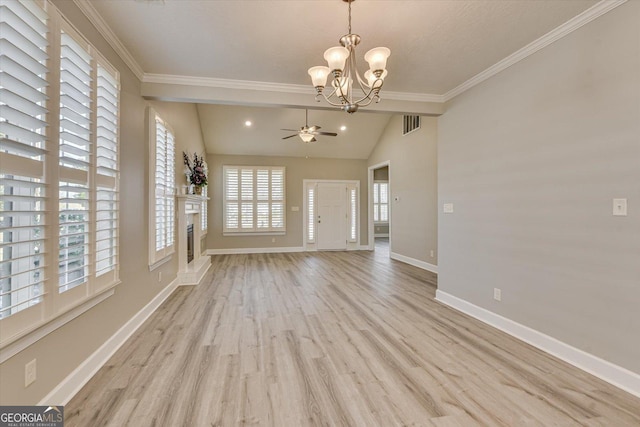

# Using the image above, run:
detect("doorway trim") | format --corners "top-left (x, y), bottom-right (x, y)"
top-left (368, 161), bottom-right (391, 251)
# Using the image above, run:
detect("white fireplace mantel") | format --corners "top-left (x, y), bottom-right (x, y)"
top-left (176, 194), bottom-right (211, 285)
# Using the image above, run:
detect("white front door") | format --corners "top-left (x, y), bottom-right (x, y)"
top-left (317, 183), bottom-right (347, 250)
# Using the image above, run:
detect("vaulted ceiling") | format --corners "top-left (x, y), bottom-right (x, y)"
top-left (83, 0), bottom-right (600, 158)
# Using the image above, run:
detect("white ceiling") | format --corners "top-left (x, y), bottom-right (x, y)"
top-left (197, 105), bottom-right (391, 159)
top-left (86, 0), bottom-right (600, 158)
top-left (91, 0), bottom-right (598, 95)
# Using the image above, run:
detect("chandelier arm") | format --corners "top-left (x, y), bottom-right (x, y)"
top-left (320, 92), bottom-right (349, 107)
top-left (353, 89), bottom-right (380, 107)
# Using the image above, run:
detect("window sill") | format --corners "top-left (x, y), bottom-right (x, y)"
top-left (148, 253), bottom-right (173, 271)
top-left (223, 231), bottom-right (286, 237)
top-left (0, 284), bottom-right (119, 363)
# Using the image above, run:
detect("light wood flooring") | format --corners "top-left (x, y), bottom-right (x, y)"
top-left (66, 246), bottom-right (640, 426)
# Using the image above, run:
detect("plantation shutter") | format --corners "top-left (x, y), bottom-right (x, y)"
top-left (223, 166), bottom-right (285, 233)
top-left (95, 62), bottom-right (119, 283)
top-left (152, 115), bottom-right (175, 261)
top-left (373, 183), bottom-right (379, 222)
top-left (224, 167), bottom-right (239, 231)
top-left (58, 30), bottom-right (92, 293)
top-left (349, 186), bottom-right (357, 242)
top-left (307, 184), bottom-right (315, 243)
top-left (271, 168), bottom-right (284, 229)
top-left (0, 0), bottom-right (48, 317)
top-left (240, 169), bottom-right (253, 229)
top-left (200, 185), bottom-right (208, 233)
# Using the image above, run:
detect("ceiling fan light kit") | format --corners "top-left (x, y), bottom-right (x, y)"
top-left (281, 110), bottom-right (338, 143)
top-left (308, 0), bottom-right (390, 114)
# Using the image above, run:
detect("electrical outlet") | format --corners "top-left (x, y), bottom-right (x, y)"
top-left (613, 198), bottom-right (627, 216)
top-left (25, 359), bottom-right (36, 387)
top-left (271, 238), bottom-right (276, 243)
top-left (430, 250), bottom-right (434, 258)
top-left (493, 288), bottom-right (502, 302)
top-left (158, 272), bottom-right (162, 282)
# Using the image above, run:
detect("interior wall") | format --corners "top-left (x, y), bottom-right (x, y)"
top-left (368, 116), bottom-right (438, 265)
top-left (206, 155), bottom-right (369, 250)
top-left (438, 1), bottom-right (640, 373)
top-left (0, 1), bottom-right (206, 404)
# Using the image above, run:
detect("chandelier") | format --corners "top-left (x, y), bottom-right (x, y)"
top-left (307, 0), bottom-right (390, 114)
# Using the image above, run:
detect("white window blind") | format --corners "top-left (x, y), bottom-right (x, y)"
top-left (150, 113), bottom-right (175, 264)
top-left (223, 166), bottom-right (285, 233)
top-left (95, 63), bottom-right (119, 279)
top-left (58, 30), bottom-right (91, 293)
top-left (307, 185), bottom-right (315, 243)
top-left (0, 0), bottom-right (48, 318)
top-left (373, 181), bottom-right (389, 223)
top-left (349, 187), bottom-right (357, 242)
top-left (200, 185), bottom-right (208, 233)
top-left (1, 1), bottom-right (120, 339)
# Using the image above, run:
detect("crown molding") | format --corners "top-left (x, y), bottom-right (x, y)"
top-left (143, 73), bottom-right (444, 104)
top-left (143, 73), bottom-right (312, 94)
top-left (73, 0), bottom-right (624, 106)
top-left (442, 0), bottom-right (628, 102)
top-left (72, 0), bottom-right (145, 81)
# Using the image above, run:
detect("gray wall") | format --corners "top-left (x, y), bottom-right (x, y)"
top-left (206, 155), bottom-right (369, 250)
top-left (368, 116), bottom-right (438, 264)
top-left (438, 1), bottom-right (640, 373)
top-left (0, 1), bottom-right (206, 404)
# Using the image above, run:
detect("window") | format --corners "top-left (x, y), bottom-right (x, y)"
top-left (0, 0), bottom-right (49, 319)
top-left (149, 111), bottom-right (175, 265)
top-left (307, 184), bottom-right (315, 243)
top-left (349, 186), bottom-right (357, 242)
top-left (0, 1), bottom-right (120, 342)
top-left (373, 181), bottom-right (389, 223)
top-left (58, 30), bottom-right (92, 293)
top-left (201, 185), bottom-right (208, 233)
top-left (223, 166), bottom-right (285, 234)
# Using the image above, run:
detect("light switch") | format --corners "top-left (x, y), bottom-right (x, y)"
top-left (443, 203), bottom-right (454, 214)
top-left (613, 199), bottom-right (627, 216)
top-left (291, 206), bottom-right (299, 212)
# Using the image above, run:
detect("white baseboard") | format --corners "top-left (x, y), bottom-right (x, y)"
top-left (390, 251), bottom-right (438, 274)
top-left (435, 290), bottom-right (640, 399)
top-left (206, 246), bottom-right (304, 255)
top-left (374, 233), bottom-right (389, 238)
top-left (39, 278), bottom-right (179, 406)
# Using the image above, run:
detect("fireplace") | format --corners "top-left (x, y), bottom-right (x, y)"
top-left (187, 224), bottom-right (194, 264)
top-left (176, 194), bottom-right (210, 285)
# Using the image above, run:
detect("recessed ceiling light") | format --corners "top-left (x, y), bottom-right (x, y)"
top-left (244, 120), bottom-right (252, 127)
top-left (340, 125), bottom-right (347, 131)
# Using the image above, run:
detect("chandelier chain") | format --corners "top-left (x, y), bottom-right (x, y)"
top-left (348, 0), bottom-right (352, 34)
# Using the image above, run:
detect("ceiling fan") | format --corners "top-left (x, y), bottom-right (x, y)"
top-left (281, 109), bottom-right (338, 143)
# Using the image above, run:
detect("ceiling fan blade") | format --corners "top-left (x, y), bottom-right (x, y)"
top-left (310, 137), bottom-right (317, 143)
top-left (282, 134), bottom-right (298, 139)
top-left (314, 131), bottom-right (338, 136)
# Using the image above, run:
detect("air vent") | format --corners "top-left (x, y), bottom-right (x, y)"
top-left (402, 115), bottom-right (421, 135)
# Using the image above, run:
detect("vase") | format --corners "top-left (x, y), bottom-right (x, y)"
top-left (194, 186), bottom-right (202, 195)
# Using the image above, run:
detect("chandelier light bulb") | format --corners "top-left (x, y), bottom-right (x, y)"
top-left (308, 66), bottom-right (331, 87)
top-left (324, 46), bottom-right (350, 72)
top-left (364, 47), bottom-right (391, 72)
